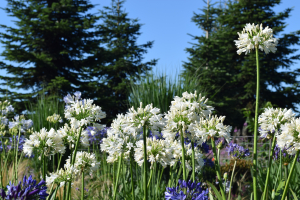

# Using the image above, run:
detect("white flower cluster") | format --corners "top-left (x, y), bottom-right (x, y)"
top-left (259, 107), bottom-right (295, 138)
top-left (0, 100), bottom-right (14, 126)
top-left (163, 91), bottom-right (214, 141)
top-left (101, 114), bottom-right (137, 163)
top-left (64, 92), bottom-right (106, 129)
top-left (67, 151), bottom-right (100, 176)
top-left (235, 23), bottom-right (278, 55)
top-left (46, 162), bottom-right (77, 187)
top-left (134, 137), bottom-right (173, 168)
top-left (185, 143), bottom-right (205, 172)
top-left (58, 123), bottom-right (90, 148)
top-left (277, 118), bottom-right (300, 155)
top-left (127, 103), bottom-right (166, 136)
top-left (188, 115), bottom-right (232, 143)
top-left (47, 113), bottom-right (63, 124)
top-left (23, 127), bottom-right (65, 157)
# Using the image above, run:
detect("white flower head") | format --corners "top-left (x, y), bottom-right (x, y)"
top-left (259, 107), bottom-right (295, 139)
top-left (188, 115), bottom-right (232, 143)
top-left (235, 23), bottom-right (278, 55)
top-left (277, 118), bottom-right (300, 155)
top-left (163, 91), bottom-right (214, 142)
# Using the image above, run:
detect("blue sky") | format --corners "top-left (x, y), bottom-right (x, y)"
top-left (0, 0), bottom-right (299, 89)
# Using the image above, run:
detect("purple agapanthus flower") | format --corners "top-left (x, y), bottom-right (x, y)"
top-left (85, 126), bottom-right (108, 145)
top-left (273, 144), bottom-right (300, 164)
top-left (165, 180), bottom-right (208, 200)
top-left (227, 142), bottom-right (250, 159)
top-left (0, 175), bottom-right (48, 200)
top-left (8, 115), bottom-right (33, 133)
top-left (8, 135), bottom-right (26, 152)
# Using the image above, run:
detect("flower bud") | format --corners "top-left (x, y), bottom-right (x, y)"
top-left (223, 172), bottom-right (228, 180)
top-left (271, 189), bottom-right (275, 199)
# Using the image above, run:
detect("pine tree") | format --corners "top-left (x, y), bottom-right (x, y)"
top-left (86, 0), bottom-right (157, 123)
top-left (183, 0), bottom-right (300, 130)
top-left (0, 0), bottom-right (103, 112)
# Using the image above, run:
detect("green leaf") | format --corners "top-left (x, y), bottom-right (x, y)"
top-left (207, 181), bottom-right (223, 200)
top-left (49, 186), bottom-right (59, 200)
top-left (275, 180), bottom-right (285, 200)
top-left (289, 188), bottom-right (298, 200)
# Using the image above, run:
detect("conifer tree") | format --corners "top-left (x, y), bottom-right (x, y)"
top-left (183, 0), bottom-right (300, 130)
top-left (0, 0), bottom-right (103, 112)
top-left (86, 0), bottom-right (157, 123)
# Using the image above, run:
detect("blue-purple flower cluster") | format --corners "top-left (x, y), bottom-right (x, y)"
top-left (227, 142), bottom-right (250, 159)
top-left (85, 126), bottom-right (108, 145)
top-left (0, 135), bottom-right (26, 152)
top-left (273, 144), bottom-right (300, 164)
top-left (0, 175), bottom-right (48, 200)
top-left (165, 180), bottom-right (208, 200)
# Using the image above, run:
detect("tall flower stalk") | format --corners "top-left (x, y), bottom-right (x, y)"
top-left (235, 23), bottom-right (278, 200)
top-left (258, 107), bottom-right (295, 200)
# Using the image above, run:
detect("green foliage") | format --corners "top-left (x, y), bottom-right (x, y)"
top-left (25, 92), bottom-right (64, 132)
top-left (128, 71), bottom-right (205, 114)
top-left (0, 0), bottom-right (102, 114)
top-left (87, 0), bottom-right (157, 124)
top-left (183, 0), bottom-right (300, 130)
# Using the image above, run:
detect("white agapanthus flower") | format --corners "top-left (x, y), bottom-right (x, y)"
top-left (67, 151), bottom-right (100, 176)
top-left (126, 103), bottom-right (166, 136)
top-left (134, 137), bottom-right (173, 168)
top-left (101, 128), bottom-right (135, 163)
top-left (259, 107), bottom-right (295, 139)
top-left (101, 114), bottom-right (138, 163)
top-left (47, 113), bottom-right (62, 124)
top-left (0, 101), bottom-right (14, 126)
top-left (277, 118), bottom-right (300, 155)
top-left (234, 23), bottom-right (278, 55)
top-left (168, 140), bottom-right (205, 172)
top-left (163, 91), bottom-right (214, 142)
top-left (64, 92), bottom-right (106, 129)
top-left (57, 123), bottom-right (90, 149)
top-left (188, 115), bottom-right (232, 143)
top-left (46, 162), bottom-right (79, 187)
top-left (185, 143), bottom-right (205, 172)
top-left (23, 127), bottom-right (65, 157)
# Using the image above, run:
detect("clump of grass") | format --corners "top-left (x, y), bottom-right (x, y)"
top-left (25, 91), bottom-right (65, 132)
top-left (128, 71), bottom-right (206, 113)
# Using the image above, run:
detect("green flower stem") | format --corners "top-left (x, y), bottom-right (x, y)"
top-left (180, 129), bottom-right (187, 181)
top-left (143, 126), bottom-right (148, 200)
top-left (168, 166), bottom-right (173, 187)
top-left (71, 127), bottom-right (83, 165)
top-left (130, 155), bottom-right (135, 200)
top-left (42, 152), bottom-right (46, 181)
top-left (156, 166), bottom-right (164, 195)
top-left (113, 155), bottom-right (123, 200)
top-left (81, 171), bottom-right (84, 200)
top-left (211, 137), bottom-right (226, 200)
top-left (280, 150), bottom-right (282, 182)
top-left (253, 47), bottom-right (260, 200)
top-left (227, 160), bottom-right (237, 200)
top-left (0, 156), bottom-right (2, 189)
top-left (13, 135), bottom-right (16, 183)
top-left (285, 164), bottom-right (289, 200)
top-left (147, 167), bottom-right (153, 188)
top-left (14, 127), bottom-right (22, 183)
top-left (217, 149), bottom-right (220, 167)
top-left (191, 141), bottom-right (195, 182)
top-left (262, 137), bottom-right (277, 200)
top-left (281, 151), bottom-right (299, 200)
top-left (63, 182), bottom-right (67, 200)
top-left (66, 127), bottom-right (83, 200)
